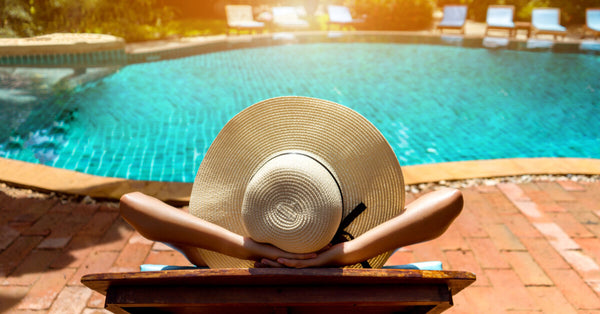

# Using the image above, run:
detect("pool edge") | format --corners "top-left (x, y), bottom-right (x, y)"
top-left (1, 156), bottom-right (598, 205)
top-left (125, 30), bottom-right (600, 65)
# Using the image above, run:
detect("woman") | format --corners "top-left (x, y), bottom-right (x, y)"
top-left (120, 96), bottom-right (463, 269)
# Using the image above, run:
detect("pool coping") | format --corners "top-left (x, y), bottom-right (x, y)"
top-left (1, 156), bottom-right (598, 205)
top-left (124, 30), bottom-right (600, 65)
top-left (0, 33), bottom-right (125, 56)
top-left (2, 28), bottom-right (600, 68)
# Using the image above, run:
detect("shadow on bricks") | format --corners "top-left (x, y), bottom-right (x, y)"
top-left (0, 188), bottom-right (126, 312)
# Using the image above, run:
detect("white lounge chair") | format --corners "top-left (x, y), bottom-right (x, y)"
top-left (225, 5), bottom-right (264, 35)
top-left (327, 5), bottom-right (364, 30)
top-left (485, 5), bottom-right (515, 37)
top-left (437, 5), bottom-right (468, 34)
top-left (583, 8), bottom-right (600, 39)
top-left (531, 8), bottom-right (567, 40)
top-left (272, 6), bottom-right (309, 30)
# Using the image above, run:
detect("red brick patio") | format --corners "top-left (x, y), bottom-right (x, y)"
top-left (1, 179), bottom-right (599, 313)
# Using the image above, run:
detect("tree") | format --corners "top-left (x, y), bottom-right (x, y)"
top-left (1, 0), bottom-right (35, 36)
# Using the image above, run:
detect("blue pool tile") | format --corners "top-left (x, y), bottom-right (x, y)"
top-left (2, 43), bottom-right (599, 182)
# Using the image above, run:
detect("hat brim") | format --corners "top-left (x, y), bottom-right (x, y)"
top-left (189, 96), bottom-right (405, 268)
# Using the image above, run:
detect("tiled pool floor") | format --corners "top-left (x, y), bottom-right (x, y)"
top-left (1, 173), bottom-right (600, 313)
top-left (3, 23), bottom-right (599, 183)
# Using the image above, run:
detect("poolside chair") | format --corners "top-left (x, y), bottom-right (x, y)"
top-left (225, 5), bottom-right (265, 35)
top-left (327, 5), bottom-right (364, 30)
top-left (531, 8), bottom-right (567, 40)
top-left (485, 5), bottom-right (515, 37)
top-left (272, 6), bottom-right (310, 30)
top-left (583, 8), bottom-right (600, 39)
top-left (437, 5), bottom-right (468, 34)
top-left (83, 268), bottom-right (476, 313)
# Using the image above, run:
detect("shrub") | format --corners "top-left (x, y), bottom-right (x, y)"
top-left (1, 0), bottom-right (176, 42)
top-left (354, 0), bottom-right (436, 30)
top-left (1, 0), bottom-right (36, 36)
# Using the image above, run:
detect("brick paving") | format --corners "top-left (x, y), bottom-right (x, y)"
top-left (0, 180), bottom-right (599, 313)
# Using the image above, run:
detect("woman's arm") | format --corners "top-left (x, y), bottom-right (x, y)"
top-left (119, 192), bottom-right (315, 266)
top-left (275, 188), bottom-right (463, 268)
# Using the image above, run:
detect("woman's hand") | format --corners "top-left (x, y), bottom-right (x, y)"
top-left (275, 243), bottom-right (343, 268)
top-left (241, 237), bottom-right (317, 266)
top-left (260, 242), bottom-right (364, 268)
top-left (271, 188), bottom-right (465, 268)
top-left (252, 242), bottom-right (353, 268)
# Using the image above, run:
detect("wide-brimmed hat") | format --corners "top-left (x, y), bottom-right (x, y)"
top-left (189, 96), bottom-right (405, 268)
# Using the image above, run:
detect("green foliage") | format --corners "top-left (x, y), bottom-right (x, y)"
top-left (0, 0), bottom-right (177, 42)
top-left (163, 19), bottom-right (227, 38)
top-left (3, 0), bottom-right (600, 41)
top-left (1, 0), bottom-right (35, 36)
top-left (46, 0), bottom-right (177, 42)
top-left (355, 0), bottom-right (436, 30)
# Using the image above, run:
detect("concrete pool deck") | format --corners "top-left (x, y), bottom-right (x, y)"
top-left (0, 33), bottom-right (125, 56)
top-left (123, 20), bottom-right (596, 57)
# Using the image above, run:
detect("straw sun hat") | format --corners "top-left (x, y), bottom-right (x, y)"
top-left (189, 96), bottom-right (405, 268)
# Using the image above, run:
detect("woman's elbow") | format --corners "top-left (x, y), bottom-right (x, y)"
top-left (444, 188), bottom-right (464, 219)
top-left (119, 192), bottom-right (145, 218)
top-left (431, 188), bottom-right (464, 239)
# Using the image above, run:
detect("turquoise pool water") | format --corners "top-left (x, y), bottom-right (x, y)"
top-left (1, 42), bottom-right (599, 182)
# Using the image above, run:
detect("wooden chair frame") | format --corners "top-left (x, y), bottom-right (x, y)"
top-left (82, 268), bottom-right (476, 314)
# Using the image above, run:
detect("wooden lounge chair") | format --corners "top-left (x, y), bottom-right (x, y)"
top-left (272, 6), bottom-right (310, 30)
top-left (225, 5), bottom-right (265, 35)
top-left (485, 5), bottom-right (515, 37)
top-left (82, 268), bottom-right (476, 313)
top-left (531, 8), bottom-right (567, 40)
top-left (327, 5), bottom-right (364, 30)
top-left (437, 5), bottom-right (468, 34)
top-left (583, 8), bottom-right (600, 39)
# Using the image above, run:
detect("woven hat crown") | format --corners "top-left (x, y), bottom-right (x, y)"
top-left (242, 153), bottom-right (342, 253)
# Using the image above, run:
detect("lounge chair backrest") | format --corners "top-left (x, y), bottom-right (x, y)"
top-left (532, 8), bottom-right (560, 27)
top-left (226, 5), bottom-right (254, 24)
top-left (328, 5), bottom-right (353, 23)
top-left (486, 5), bottom-right (514, 26)
top-left (273, 6), bottom-right (301, 23)
top-left (587, 8), bottom-right (600, 27)
top-left (441, 5), bottom-right (467, 24)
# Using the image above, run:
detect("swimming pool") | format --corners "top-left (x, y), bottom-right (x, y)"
top-left (1, 42), bottom-right (599, 182)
